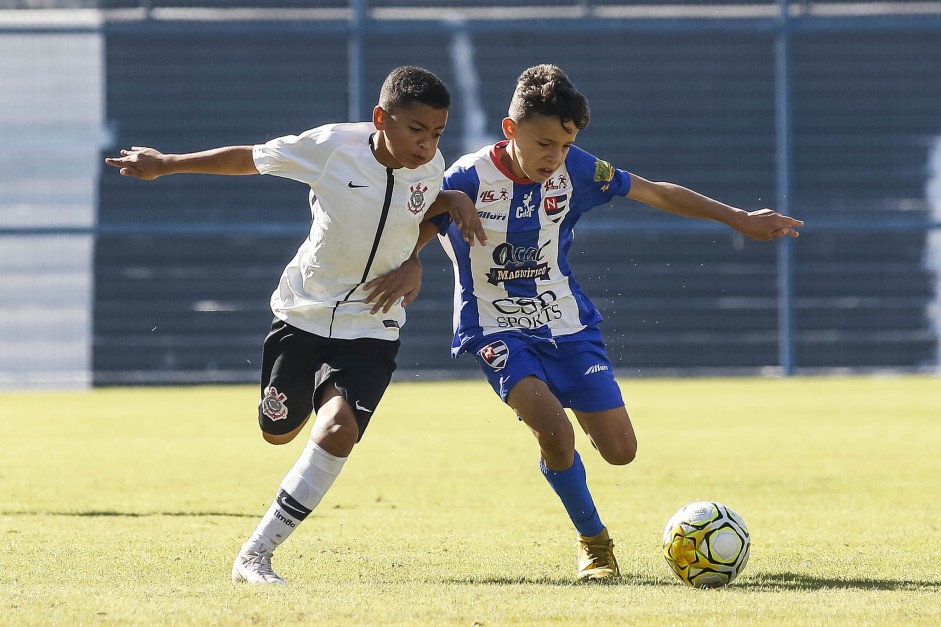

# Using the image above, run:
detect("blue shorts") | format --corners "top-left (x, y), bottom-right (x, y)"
top-left (471, 327), bottom-right (624, 413)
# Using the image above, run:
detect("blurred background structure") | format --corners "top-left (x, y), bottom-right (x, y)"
top-left (1, 0), bottom-right (940, 387)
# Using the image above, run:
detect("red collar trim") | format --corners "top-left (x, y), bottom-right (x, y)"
top-left (489, 141), bottom-right (535, 184)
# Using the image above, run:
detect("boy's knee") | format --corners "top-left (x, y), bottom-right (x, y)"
top-left (309, 409), bottom-right (360, 457)
top-left (537, 420), bottom-right (576, 460)
top-left (601, 440), bottom-right (637, 466)
top-left (321, 417), bottom-right (359, 443)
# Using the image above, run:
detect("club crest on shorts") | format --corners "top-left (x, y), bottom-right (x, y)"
top-left (261, 386), bottom-right (288, 421)
top-left (478, 340), bottom-right (509, 371)
top-left (407, 183), bottom-right (428, 214)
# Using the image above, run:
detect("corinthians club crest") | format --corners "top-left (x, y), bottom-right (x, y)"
top-left (407, 183), bottom-right (428, 214)
top-left (261, 386), bottom-right (288, 421)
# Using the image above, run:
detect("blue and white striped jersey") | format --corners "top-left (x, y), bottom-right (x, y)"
top-left (437, 140), bottom-right (632, 355)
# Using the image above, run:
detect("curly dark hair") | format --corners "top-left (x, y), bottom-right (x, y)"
top-left (508, 64), bottom-right (590, 130)
top-left (378, 66), bottom-right (451, 112)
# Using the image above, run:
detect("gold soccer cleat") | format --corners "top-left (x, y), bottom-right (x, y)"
top-left (576, 527), bottom-right (620, 581)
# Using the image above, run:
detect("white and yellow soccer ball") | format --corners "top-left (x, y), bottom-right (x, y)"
top-left (662, 501), bottom-right (750, 588)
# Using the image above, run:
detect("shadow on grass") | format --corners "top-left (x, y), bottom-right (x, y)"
top-left (441, 572), bottom-right (941, 591)
top-left (0, 510), bottom-right (256, 518)
top-left (441, 574), bottom-right (659, 587)
top-left (439, 575), bottom-right (588, 586)
top-left (733, 572), bottom-right (941, 592)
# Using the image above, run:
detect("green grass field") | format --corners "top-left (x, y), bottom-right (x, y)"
top-left (1, 377), bottom-right (939, 625)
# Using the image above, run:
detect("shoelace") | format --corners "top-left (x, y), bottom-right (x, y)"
top-left (582, 541), bottom-right (614, 569)
top-left (244, 552), bottom-right (279, 578)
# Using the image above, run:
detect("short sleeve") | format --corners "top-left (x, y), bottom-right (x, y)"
top-left (565, 146), bottom-right (632, 213)
top-left (252, 125), bottom-right (334, 188)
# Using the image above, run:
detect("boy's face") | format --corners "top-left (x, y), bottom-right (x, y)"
top-left (503, 113), bottom-right (578, 183)
top-left (373, 102), bottom-right (448, 169)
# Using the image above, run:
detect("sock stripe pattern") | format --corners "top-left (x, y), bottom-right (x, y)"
top-left (249, 441), bottom-right (347, 549)
top-left (275, 489), bottom-right (313, 522)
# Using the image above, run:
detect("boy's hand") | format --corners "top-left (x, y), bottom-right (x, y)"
top-left (104, 147), bottom-right (169, 180)
top-left (732, 208), bottom-right (803, 241)
top-left (449, 193), bottom-right (487, 246)
top-left (363, 257), bottom-right (423, 314)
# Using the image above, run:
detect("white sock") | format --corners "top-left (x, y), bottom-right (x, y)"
top-left (245, 440), bottom-right (347, 552)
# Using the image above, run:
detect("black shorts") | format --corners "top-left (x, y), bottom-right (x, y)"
top-left (257, 318), bottom-right (400, 440)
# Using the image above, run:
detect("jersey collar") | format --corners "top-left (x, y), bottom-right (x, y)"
top-left (489, 140), bottom-right (536, 185)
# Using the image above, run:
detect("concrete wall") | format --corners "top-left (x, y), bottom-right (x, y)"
top-left (0, 32), bottom-right (108, 388)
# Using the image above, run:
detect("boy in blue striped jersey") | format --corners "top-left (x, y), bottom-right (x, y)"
top-left (378, 64), bottom-right (802, 580)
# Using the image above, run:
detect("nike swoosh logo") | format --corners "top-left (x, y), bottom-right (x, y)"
top-left (354, 401), bottom-right (373, 413)
top-left (348, 181), bottom-right (368, 188)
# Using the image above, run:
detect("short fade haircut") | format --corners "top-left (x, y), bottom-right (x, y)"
top-left (508, 64), bottom-right (590, 130)
top-left (378, 66), bottom-right (451, 112)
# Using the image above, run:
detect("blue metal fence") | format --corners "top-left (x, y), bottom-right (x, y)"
top-left (1, 0), bottom-right (940, 385)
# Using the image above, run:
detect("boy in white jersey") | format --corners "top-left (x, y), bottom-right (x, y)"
top-left (390, 64), bottom-right (803, 580)
top-left (105, 66), bottom-right (484, 584)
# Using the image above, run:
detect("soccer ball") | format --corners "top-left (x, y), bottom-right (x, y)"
top-left (662, 501), bottom-right (750, 588)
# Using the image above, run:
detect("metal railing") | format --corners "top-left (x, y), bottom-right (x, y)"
top-left (2, 0), bottom-right (940, 382)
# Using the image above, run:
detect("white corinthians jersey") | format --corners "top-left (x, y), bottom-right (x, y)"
top-left (253, 122), bottom-right (444, 340)
top-left (438, 141), bottom-right (632, 354)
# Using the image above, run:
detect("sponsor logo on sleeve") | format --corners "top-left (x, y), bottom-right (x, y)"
top-left (593, 159), bottom-right (615, 191)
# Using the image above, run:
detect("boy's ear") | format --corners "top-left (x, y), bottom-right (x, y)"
top-left (373, 106), bottom-right (387, 130)
top-left (502, 117), bottom-right (516, 140)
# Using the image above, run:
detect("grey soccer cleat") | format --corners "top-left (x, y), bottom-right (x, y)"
top-left (231, 543), bottom-right (286, 585)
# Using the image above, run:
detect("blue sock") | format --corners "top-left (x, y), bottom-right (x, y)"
top-left (539, 450), bottom-right (605, 537)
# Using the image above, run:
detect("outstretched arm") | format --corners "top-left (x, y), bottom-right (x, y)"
top-left (627, 174), bottom-right (803, 240)
top-left (104, 146), bottom-right (257, 180)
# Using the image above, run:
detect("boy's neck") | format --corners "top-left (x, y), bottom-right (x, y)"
top-left (370, 131), bottom-right (402, 169)
top-left (497, 141), bottom-right (531, 182)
